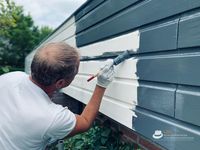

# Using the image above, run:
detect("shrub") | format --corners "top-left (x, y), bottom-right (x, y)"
top-left (48, 120), bottom-right (142, 150)
top-left (0, 66), bottom-right (24, 75)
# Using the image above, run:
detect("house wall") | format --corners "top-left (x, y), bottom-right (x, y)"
top-left (25, 0), bottom-right (200, 149)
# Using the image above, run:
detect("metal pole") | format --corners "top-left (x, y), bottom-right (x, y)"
top-left (57, 140), bottom-right (64, 150)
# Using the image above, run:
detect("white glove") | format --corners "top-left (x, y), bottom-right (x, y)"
top-left (97, 59), bottom-right (115, 88)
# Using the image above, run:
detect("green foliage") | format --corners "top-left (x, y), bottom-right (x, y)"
top-left (0, 0), bottom-right (16, 36)
top-left (0, 0), bottom-right (53, 70)
top-left (38, 26), bottom-right (53, 43)
top-left (0, 66), bottom-right (23, 74)
top-left (48, 121), bottom-right (142, 150)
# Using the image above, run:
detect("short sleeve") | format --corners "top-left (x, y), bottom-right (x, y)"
top-left (44, 106), bottom-right (76, 144)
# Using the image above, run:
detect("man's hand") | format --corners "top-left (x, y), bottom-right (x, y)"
top-left (97, 59), bottom-right (115, 88)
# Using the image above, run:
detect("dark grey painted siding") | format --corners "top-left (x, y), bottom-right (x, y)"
top-left (176, 85), bottom-right (200, 126)
top-left (136, 53), bottom-right (200, 87)
top-left (178, 13), bottom-right (200, 48)
top-left (139, 20), bottom-right (178, 53)
top-left (138, 82), bottom-right (176, 117)
top-left (75, 0), bottom-right (106, 21)
top-left (133, 107), bottom-right (200, 150)
top-left (76, 0), bottom-right (200, 46)
top-left (178, 53), bottom-right (200, 86)
top-left (136, 55), bottom-right (179, 84)
top-left (76, 0), bottom-right (139, 33)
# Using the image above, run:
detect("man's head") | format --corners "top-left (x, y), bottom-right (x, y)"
top-left (31, 42), bottom-right (80, 89)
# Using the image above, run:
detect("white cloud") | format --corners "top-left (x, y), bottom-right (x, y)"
top-left (13, 0), bottom-right (87, 29)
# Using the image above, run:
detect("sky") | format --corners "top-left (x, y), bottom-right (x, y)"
top-left (13, 0), bottom-right (87, 29)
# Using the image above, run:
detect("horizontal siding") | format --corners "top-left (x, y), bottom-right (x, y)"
top-left (178, 53), bottom-right (200, 86)
top-left (136, 53), bottom-right (200, 86)
top-left (63, 60), bottom-right (176, 117)
top-left (45, 17), bottom-right (76, 44)
top-left (175, 85), bottom-right (200, 126)
top-left (75, 0), bottom-right (105, 21)
top-left (71, 75), bottom-right (138, 105)
top-left (139, 20), bottom-right (178, 53)
top-left (76, 20), bottom-right (178, 57)
top-left (46, 17), bottom-right (76, 43)
top-left (78, 59), bottom-right (138, 80)
top-left (136, 55), bottom-right (179, 84)
top-left (50, 23), bottom-right (76, 42)
top-left (178, 12), bottom-right (200, 48)
top-left (138, 82), bottom-right (176, 117)
top-left (76, 0), bottom-right (200, 46)
top-left (133, 107), bottom-right (200, 150)
top-left (72, 60), bottom-right (138, 106)
top-left (77, 30), bottom-right (139, 57)
top-left (63, 85), bottom-right (134, 129)
top-left (76, 0), bottom-right (139, 33)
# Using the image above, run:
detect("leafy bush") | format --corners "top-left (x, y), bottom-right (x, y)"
top-left (48, 120), bottom-right (141, 150)
top-left (0, 66), bottom-right (24, 75)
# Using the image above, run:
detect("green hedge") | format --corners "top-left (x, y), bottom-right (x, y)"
top-left (0, 66), bottom-right (24, 75)
top-left (48, 120), bottom-right (142, 150)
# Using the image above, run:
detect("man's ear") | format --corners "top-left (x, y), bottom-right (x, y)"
top-left (55, 79), bottom-right (66, 89)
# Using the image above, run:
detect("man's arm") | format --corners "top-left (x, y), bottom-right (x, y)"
top-left (68, 85), bottom-right (105, 136)
top-left (68, 60), bottom-right (114, 137)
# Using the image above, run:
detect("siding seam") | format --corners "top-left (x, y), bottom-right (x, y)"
top-left (173, 18), bottom-right (181, 117)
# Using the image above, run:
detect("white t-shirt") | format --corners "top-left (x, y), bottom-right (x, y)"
top-left (0, 71), bottom-right (76, 150)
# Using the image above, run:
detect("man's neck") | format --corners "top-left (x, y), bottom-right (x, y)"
top-left (29, 76), bottom-right (56, 98)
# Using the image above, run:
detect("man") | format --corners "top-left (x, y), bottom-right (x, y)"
top-left (0, 42), bottom-right (115, 150)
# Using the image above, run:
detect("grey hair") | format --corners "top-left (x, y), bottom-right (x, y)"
top-left (31, 42), bottom-right (80, 86)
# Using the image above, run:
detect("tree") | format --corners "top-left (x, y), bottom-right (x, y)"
top-left (0, 0), bottom-right (16, 36)
top-left (0, 0), bottom-right (53, 70)
top-left (39, 26), bottom-right (53, 43)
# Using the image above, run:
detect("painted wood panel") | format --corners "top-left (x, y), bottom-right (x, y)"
top-left (178, 53), bottom-right (200, 86)
top-left (178, 12), bottom-right (200, 48)
top-left (78, 30), bottom-right (140, 57)
top-left (76, 0), bottom-right (200, 46)
top-left (76, 20), bottom-right (177, 57)
top-left (49, 23), bottom-right (76, 42)
top-left (45, 17), bottom-right (76, 43)
top-left (75, 0), bottom-right (105, 21)
top-left (63, 85), bottom-right (135, 129)
top-left (175, 85), bottom-right (200, 126)
top-left (71, 59), bottom-right (139, 107)
top-left (139, 20), bottom-right (178, 53)
top-left (136, 54), bottom-right (179, 84)
top-left (133, 107), bottom-right (200, 150)
top-left (78, 59), bottom-right (138, 80)
top-left (63, 59), bottom-right (177, 118)
top-left (138, 82), bottom-right (176, 117)
top-left (137, 53), bottom-right (200, 86)
top-left (65, 36), bottom-right (77, 48)
top-left (76, 0), bottom-right (139, 33)
top-left (70, 75), bottom-right (138, 106)
top-left (45, 17), bottom-right (76, 44)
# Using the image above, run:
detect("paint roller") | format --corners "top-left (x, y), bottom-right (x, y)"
top-left (87, 50), bottom-right (132, 82)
